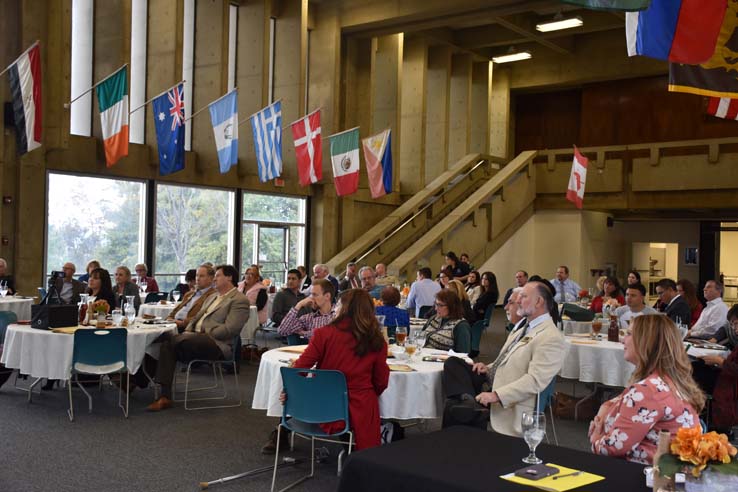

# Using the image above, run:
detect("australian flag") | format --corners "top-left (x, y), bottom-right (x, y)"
top-left (153, 83), bottom-right (185, 176)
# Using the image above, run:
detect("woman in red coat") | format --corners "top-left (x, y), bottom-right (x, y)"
top-left (291, 288), bottom-right (390, 450)
top-left (590, 276), bottom-right (625, 313)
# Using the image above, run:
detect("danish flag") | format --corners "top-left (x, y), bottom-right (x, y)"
top-left (291, 109), bottom-right (322, 186)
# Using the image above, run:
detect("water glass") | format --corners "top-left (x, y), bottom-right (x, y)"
top-left (521, 411), bottom-right (546, 464)
top-left (0, 281), bottom-right (7, 297)
top-left (140, 279), bottom-right (148, 294)
top-left (172, 290), bottom-right (181, 303)
top-left (111, 309), bottom-right (123, 326)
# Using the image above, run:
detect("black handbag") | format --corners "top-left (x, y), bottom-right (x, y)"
top-left (30, 304), bottom-right (79, 330)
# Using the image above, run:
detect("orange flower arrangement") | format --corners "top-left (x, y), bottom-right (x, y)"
top-left (670, 426), bottom-right (737, 477)
top-left (401, 286), bottom-right (410, 297)
top-left (92, 299), bottom-right (110, 314)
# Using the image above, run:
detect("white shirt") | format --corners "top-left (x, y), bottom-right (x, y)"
top-left (525, 312), bottom-right (551, 336)
top-left (406, 278), bottom-right (442, 317)
top-left (690, 297), bottom-right (729, 338)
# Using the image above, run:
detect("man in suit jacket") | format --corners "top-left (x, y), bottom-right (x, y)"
top-left (656, 278), bottom-right (692, 326)
top-left (167, 264), bottom-right (217, 332)
top-left (53, 262), bottom-right (87, 304)
top-left (147, 264), bottom-right (249, 411)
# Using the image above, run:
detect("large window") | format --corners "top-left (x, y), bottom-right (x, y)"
top-left (46, 173), bottom-right (146, 276)
top-left (242, 192), bottom-right (306, 284)
top-left (154, 184), bottom-right (236, 292)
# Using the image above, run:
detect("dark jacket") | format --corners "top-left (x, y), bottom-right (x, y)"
top-left (665, 295), bottom-right (692, 326)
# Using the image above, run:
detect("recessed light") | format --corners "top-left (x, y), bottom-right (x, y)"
top-left (536, 16), bottom-right (583, 33)
top-left (492, 51), bottom-right (532, 64)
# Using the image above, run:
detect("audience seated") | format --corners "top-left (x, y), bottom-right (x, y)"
top-left (167, 265), bottom-right (216, 332)
top-left (528, 276), bottom-right (562, 325)
top-left (53, 262), bottom-right (87, 304)
top-left (239, 266), bottom-right (268, 325)
top-left (359, 266), bottom-right (383, 300)
top-left (406, 267), bottom-right (441, 318)
top-left (442, 282), bottom-right (565, 436)
top-left (589, 315), bottom-right (704, 465)
top-left (134, 263), bottom-right (159, 293)
top-left (374, 263), bottom-right (398, 286)
top-left (297, 265), bottom-right (311, 291)
top-left (699, 305), bottom-right (738, 433)
top-left (677, 279), bottom-right (703, 327)
top-left (438, 266), bottom-right (453, 289)
top-left (277, 278), bottom-right (335, 339)
top-left (626, 270), bottom-right (641, 288)
top-left (421, 289), bottom-right (471, 353)
top-left (655, 278), bottom-right (691, 326)
top-left (444, 251), bottom-right (469, 282)
top-left (338, 262), bottom-right (360, 291)
top-left (113, 266), bottom-right (141, 312)
top-left (613, 284), bottom-right (657, 328)
top-left (687, 280), bottom-right (729, 339)
top-left (447, 280), bottom-right (475, 323)
top-left (302, 263), bottom-right (339, 296)
top-left (459, 253), bottom-right (474, 273)
top-left (502, 270), bottom-right (527, 307)
top-left (77, 259), bottom-right (100, 284)
top-left (375, 286), bottom-right (410, 333)
top-left (472, 271), bottom-right (499, 324)
top-left (465, 270), bottom-right (482, 305)
top-left (271, 269), bottom-right (306, 327)
top-left (550, 265), bottom-right (582, 303)
top-left (147, 264), bottom-right (249, 411)
top-left (0, 257), bottom-right (15, 295)
top-left (173, 268), bottom-right (196, 298)
top-left (86, 267), bottom-right (116, 310)
top-left (589, 276), bottom-right (624, 314)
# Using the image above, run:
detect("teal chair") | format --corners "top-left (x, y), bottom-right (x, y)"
top-left (0, 312), bottom-right (18, 388)
top-left (144, 292), bottom-right (168, 303)
top-left (536, 377), bottom-right (559, 446)
top-left (286, 334), bottom-right (307, 346)
top-left (469, 305), bottom-right (494, 358)
top-left (271, 368), bottom-right (353, 492)
top-left (561, 303), bottom-right (594, 322)
top-left (68, 328), bottom-right (128, 421)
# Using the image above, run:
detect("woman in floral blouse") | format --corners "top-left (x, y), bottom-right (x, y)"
top-left (589, 315), bottom-right (705, 464)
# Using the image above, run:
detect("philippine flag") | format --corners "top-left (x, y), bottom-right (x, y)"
top-left (7, 42), bottom-right (42, 155)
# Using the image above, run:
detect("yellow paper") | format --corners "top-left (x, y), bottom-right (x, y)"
top-left (387, 364), bottom-right (415, 372)
top-left (278, 346), bottom-right (307, 354)
top-left (51, 326), bottom-right (83, 334)
top-left (500, 463), bottom-right (604, 492)
top-left (571, 340), bottom-right (599, 345)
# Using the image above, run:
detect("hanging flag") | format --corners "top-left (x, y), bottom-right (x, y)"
top-left (291, 109), bottom-right (323, 186)
top-left (566, 146), bottom-right (588, 210)
top-left (7, 42), bottom-right (42, 155)
top-left (330, 128), bottom-right (360, 197)
top-left (669, 0), bottom-right (738, 98)
top-left (209, 90), bottom-right (239, 174)
top-left (361, 129), bottom-right (392, 198)
top-left (707, 97), bottom-right (738, 120)
top-left (97, 66), bottom-right (129, 167)
top-left (560, 0), bottom-right (651, 11)
top-left (250, 100), bottom-right (282, 182)
top-left (625, 0), bottom-right (725, 64)
top-left (152, 83), bottom-right (185, 176)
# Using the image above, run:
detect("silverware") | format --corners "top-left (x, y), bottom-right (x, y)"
top-left (552, 470), bottom-right (583, 480)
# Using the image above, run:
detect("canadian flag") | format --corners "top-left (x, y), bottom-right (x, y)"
top-left (291, 109), bottom-right (322, 186)
top-left (566, 146), bottom-right (588, 209)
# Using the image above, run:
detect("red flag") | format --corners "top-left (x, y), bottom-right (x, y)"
top-left (707, 97), bottom-right (738, 120)
top-left (566, 146), bottom-right (588, 209)
top-left (291, 109), bottom-right (322, 186)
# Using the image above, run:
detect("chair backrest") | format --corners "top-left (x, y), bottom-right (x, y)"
top-left (536, 377), bottom-right (557, 413)
top-left (0, 311), bottom-right (18, 343)
top-left (482, 304), bottom-right (494, 324)
top-left (280, 367), bottom-right (349, 431)
top-left (470, 320), bottom-right (485, 353)
top-left (37, 287), bottom-right (47, 299)
top-left (562, 303), bottom-right (594, 322)
top-left (418, 305), bottom-right (434, 319)
top-left (144, 292), bottom-right (168, 303)
top-left (286, 334), bottom-right (305, 346)
top-left (72, 328), bottom-right (127, 369)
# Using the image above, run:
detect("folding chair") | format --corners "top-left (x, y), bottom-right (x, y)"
top-left (68, 328), bottom-right (128, 421)
top-left (172, 335), bottom-right (242, 410)
top-left (537, 376), bottom-right (559, 446)
top-left (469, 305), bottom-right (494, 358)
top-left (271, 368), bottom-right (353, 492)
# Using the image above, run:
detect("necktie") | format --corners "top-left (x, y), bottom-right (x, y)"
top-left (489, 320), bottom-right (528, 381)
top-left (558, 281), bottom-right (565, 302)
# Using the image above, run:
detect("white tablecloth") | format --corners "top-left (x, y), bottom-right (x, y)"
top-left (251, 346), bottom-right (448, 420)
top-left (562, 320), bottom-right (592, 336)
top-left (0, 323), bottom-right (176, 380)
top-left (138, 302), bottom-right (176, 318)
top-left (0, 296), bottom-right (34, 321)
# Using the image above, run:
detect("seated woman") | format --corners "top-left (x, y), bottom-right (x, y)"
top-left (677, 278), bottom-right (703, 327)
top-left (238, 267), bottom-right (268, 325)
top-left (86, 267), bottom-right (116, 311)
top-left (465, 270), bottom-right (482, 305)
top-left (589, 315), bottom-right (704, 465)
top-left (699, 305), bottom-right (738, 433)
top-left (447, 280), bottom-right (475, 323)
top-left (421, 289), bottom-right (471, 353)
top-left (471, 271), bottom-right (499, 324)
top-left (589, 276), bottom-right (625, 313)
top-left (289, 288), bottom-right (390, 450)
top-left (626, 270), bottom-right (641, 288)
top-left (375, 286), bottom-right (410, 339)
top-left (437, 266), bottom-right (453, 289)
top-left (113, 266), bottom-right (141, 312)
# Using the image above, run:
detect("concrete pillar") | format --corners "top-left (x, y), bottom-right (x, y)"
top-left (447, 53), bottom-right (472, 165)
top-left (371, 33), bottom-right (402, 192)
top-left (489, 64), bottom-right (511, 159)
top-left (470, 61), bottom-right (490, 155)
top-left (424, 45), bottom-right (451, 183)
top-left (400, 36), bottom-right (427, 194)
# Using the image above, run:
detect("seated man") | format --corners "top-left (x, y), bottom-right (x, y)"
top-left (167, 264), bottom-right (217, 332)
top-left (442, 282), bottom-right (566, 436)
top-left (301, 263), bottom-right (339, 296)
top-left (134, 263), bottom-right (160, 293)
top-left (688, 280), bottom-right (729, 340)
top-left (271, 268), bottom-right (306, 327)
top-left (375, 263), bottom-right (398, 286)
top-left (655, 278), bottom-right (691, 326)
top-left (338, 262), bottom-right (360, 291)
top-left (277, 278), bottom-right (335, 339)
top-left (503, 270), bottom-right (528, 307)
top-left (0, 257), bottom-right (15, 295)
top-left (147, 264), bottom-right (249, 411)
top-left (613, 283), bottom-right (657, 329)
top-left (359, 266), bottom-right (383, 300)
top-left (53, 262), bottom-right (87, 304)
top-left (406, 267), bottom-right (441, 318)
top-left (550, 265), bottom-right (581, 303)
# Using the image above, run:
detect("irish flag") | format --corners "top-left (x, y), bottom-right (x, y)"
top-left (97, 66), bottom-right (129, 167)
top-left (330, 127), bottom-right (360, 196)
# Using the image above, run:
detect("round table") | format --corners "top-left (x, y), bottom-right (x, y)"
top-left (252, 346), bottom-right (453, 420)
top-left (0, 296), bottom-right (34, 321)
top-left (0, 323), bottom-right (176, 380)
top-left (562, 320), bottom-right (592, 336)
top-left (138, 302), bottom-right (177, 318)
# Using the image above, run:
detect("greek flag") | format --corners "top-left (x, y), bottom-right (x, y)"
top-left (250, 100), bottom-right (282, 182)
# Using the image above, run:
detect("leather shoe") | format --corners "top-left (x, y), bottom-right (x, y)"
top-left (146, 397), bottom-right (172, 412)
top-left (261, 428), bottom-right (290, 454)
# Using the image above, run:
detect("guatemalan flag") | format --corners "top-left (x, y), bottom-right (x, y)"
top-left (209, 89), bottom-right (238, 174)
top-left (152, 83), bottom-right (185, 176)
top-left (626, 0), bottom-right (726, 64)
top-left (250, 101), bottom-right (282, 182)
top-left (7, 42), bottom-right (42, 155)
top-left (361, 129), bottom-right (393, 198)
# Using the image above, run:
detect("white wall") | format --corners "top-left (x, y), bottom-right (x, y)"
top-left (720, 231), bottom-right (738, 277)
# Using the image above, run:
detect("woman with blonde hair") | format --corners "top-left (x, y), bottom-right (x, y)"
top-left (589, 315), bottom-right (704, 464)
top-left (447, 279), bottom-right (475, 323)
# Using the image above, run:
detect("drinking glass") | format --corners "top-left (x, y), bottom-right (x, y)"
top-left (591, 317), bottom-right (603, 340)
top-left (521, 411), bottom-right (546, 464)
top-left (140, 279), bottom-right (148, 294)
top-left (0, 281), bottom-right (7, 297)
top-left (395, 326), bottom-right (408, 347)
top-left (111, 309), bottom-right (123, 326)
top-left (172, 290), bottom-right (181, 303)
top-left (404, 338), bottom-right (418, 361)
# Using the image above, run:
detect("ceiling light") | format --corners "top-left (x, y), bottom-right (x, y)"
top-left (536, 16), bottom-right (583, 33)
top-left (492, 51), bottom-right (532, 64)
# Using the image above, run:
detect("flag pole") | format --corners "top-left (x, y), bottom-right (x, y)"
top-left (65, 63), bottom-right (128, 107)
top-left (129, 80), bottom-right (186, 115)
top-left (0, 40), bottom-right (40, 78)
top-left (183, 87), bottom-right (238, 123)
top-left (238, 98), bottom-right (283, 126)
top-left (325, 126), bottom-right (360, 140)
top-left (287, 107), bottom-right (322, 128)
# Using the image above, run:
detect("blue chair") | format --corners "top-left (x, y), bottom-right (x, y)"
top-left (0, 311), bottom-right (18, 342)
top-left (469, 305), bottom-right (494, 358)
top-left (37, 287), bottom-right (47, 299)
top-left (144, 292), bottom-right (168, 303)
top-left (172, 335), bottom-right (242, 410)
top-left (271, 367), bottom-right (353, 492)
top-left (536, 377), bottom-right (559, 446)
top-left (67, 328), bottom-right (128, 421)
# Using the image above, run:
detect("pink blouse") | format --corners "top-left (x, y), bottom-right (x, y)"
top-left (590, 373), bottom-right (700, 465)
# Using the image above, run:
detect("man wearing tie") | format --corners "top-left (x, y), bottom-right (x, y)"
top-left (550, 265), bottom-right (581, 303)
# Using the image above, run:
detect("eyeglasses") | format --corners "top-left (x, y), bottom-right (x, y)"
top-left (434, 302), bottom-right (447, 307)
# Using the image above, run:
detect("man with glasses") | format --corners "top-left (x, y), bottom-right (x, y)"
top-left (134, 263), bottom-right (160, 293)
top-left (550, 265), bottom-right (581, 303)
top-left (53, 262), bottom-right (86, 304)
top-left (655, 278), bottom-right (691, 326)
top-left (359, 266), bottom-right (383, 300)
top-left (277, 278), bottom-right (335, 339)
top-left (271, 268), bottom-right (306, 327)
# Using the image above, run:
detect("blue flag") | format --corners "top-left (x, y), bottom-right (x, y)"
top-left (250, 101), bottom-right (282, 182)
top-left (209, 90), bottom-right (239, 174)
top-left (152, 83), bottom-right (185, 176)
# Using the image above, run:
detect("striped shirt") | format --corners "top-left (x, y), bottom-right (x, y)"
top-left (277, 306), bottom-right (335, 339)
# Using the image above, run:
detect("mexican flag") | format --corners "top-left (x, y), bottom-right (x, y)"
top-left (330, 127), bottom-right (360, 196)
top-left (97, 66), bottom-right (129, 167)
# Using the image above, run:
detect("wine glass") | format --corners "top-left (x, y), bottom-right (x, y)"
top-left (0, 281), bottom-right (7, 297)
top-left (521, 411), bottom-right (546, 464)
top-left (172, 290), bottom-right (181, 303)
top-left (140, 278), bottom-right (148, 295)
top-left (111, 308), bottom-right (123, 326)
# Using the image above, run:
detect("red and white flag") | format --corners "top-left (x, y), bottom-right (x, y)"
top-left (7, 42), bottom-right (42, 155)
top-left (291, 109), bottom-right (322, 186)
top-left (707, 97), bottom-right (738, 120)
top-left (566, 146), bottom-right (588, 210)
